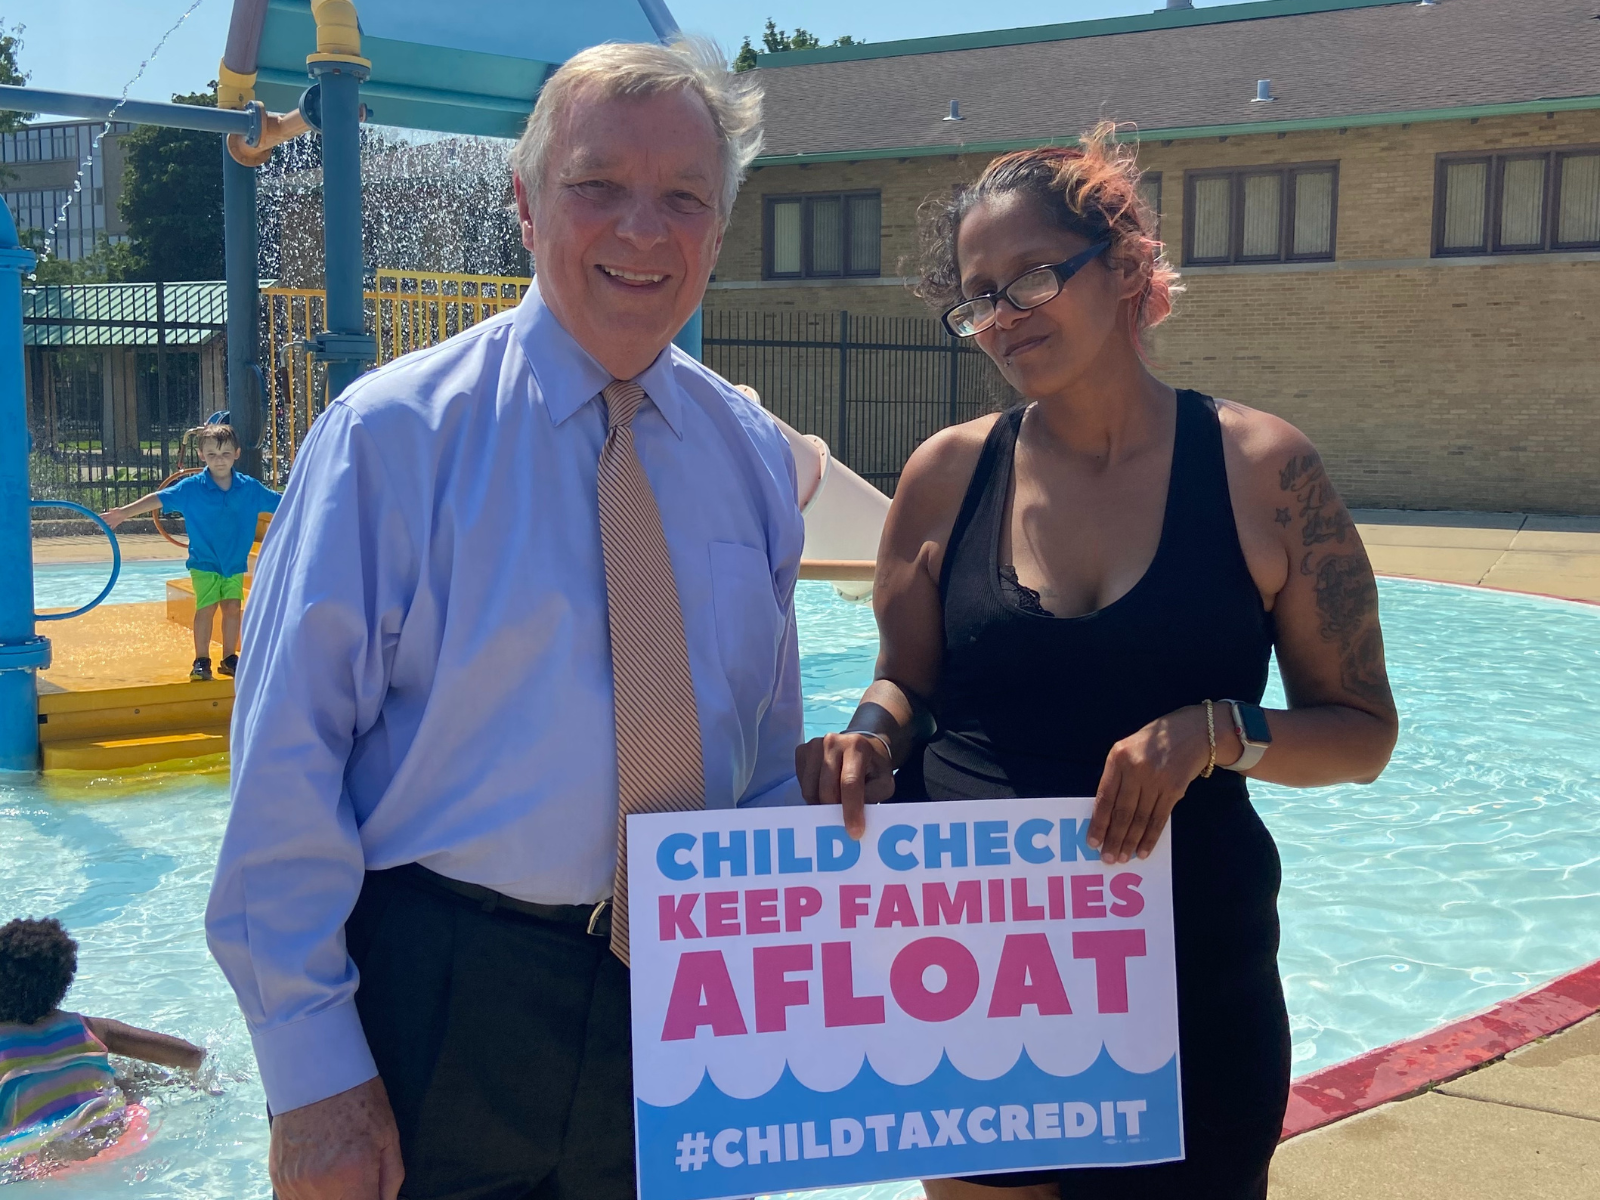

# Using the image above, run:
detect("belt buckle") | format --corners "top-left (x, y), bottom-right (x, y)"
top-left (586, 898), bottom-right (612, 937)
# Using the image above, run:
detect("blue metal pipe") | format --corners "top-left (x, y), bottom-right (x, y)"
top-left (0, 198), bottom-right (48, 773)
top-left (312, 63), bottom-right (374, 398)
top-left (224, 147), bottom-right (266, 474)
top-left (30, 501), bottom-right (121, 621)
top-left (0, 84), bottom-right (260, 141)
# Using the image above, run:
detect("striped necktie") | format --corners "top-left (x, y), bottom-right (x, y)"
top-left (598, 378), bottom-right (707, 964)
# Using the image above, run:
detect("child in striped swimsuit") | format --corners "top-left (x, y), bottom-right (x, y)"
top-left (1, 917), bottom-right (205, 1163)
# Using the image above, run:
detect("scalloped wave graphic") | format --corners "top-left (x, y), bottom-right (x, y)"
top-left (635, 1045), bottom-right (1181, 1200)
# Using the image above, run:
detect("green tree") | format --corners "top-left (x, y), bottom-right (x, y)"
top-left (0, 22), bottom-right (27, 137)
top-left (0, 22), bottom-right (30, 190)
top-left (115, 89), bottom-right (224, 281)
top-left (750, 17), bottom-right (860, 63)
top-left (23, 228), bottom-right (137, 283)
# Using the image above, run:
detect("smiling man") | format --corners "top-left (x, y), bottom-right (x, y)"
top-left (205, 39), bottom-right (805, 1200)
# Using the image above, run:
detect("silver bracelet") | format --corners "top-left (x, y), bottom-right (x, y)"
top-left (845, 729), bottom-right (893, 761)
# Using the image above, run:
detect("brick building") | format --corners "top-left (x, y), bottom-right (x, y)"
top-left (709, 0), bottom-right (1600, 513)
top-left (1, 121), bottom-right (134, 262)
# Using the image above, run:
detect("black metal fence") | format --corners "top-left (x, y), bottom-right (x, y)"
top-left (24, 282), bottom-right (228, 515)
top-left (23, 293), bottom-right (1010, 514)
top-left (703, 308), bottom-right (1016, 495)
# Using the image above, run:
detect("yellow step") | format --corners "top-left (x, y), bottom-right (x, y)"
top-left (37, 679), bottom-right (234, 743)
top-left (42, 724), bottom-right (231, 772)
top-left (165, 575), bottom-right (254, 627)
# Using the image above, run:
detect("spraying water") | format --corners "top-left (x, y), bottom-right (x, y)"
top-left (255, 126), bottom-right (528, 285)
top-left (34, 0), bottom-right (212, 268)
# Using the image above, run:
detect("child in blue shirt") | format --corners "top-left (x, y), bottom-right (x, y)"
top-left (104, 424), bottom-right (281, 681)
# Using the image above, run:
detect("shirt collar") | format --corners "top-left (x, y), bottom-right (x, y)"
top-left (514, 277), bottom-right (685, 439)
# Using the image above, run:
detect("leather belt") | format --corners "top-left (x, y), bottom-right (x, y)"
top-left (392, 863), bottom-right (613, 937)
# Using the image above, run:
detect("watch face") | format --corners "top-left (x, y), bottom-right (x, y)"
top-left (1239, 703), bottom-right (1272, 745)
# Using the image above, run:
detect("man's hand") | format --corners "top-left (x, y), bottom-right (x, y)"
top-left (269, 1076), bottom-right (404, 1200)
top-left (101, 507), bottom-right (126, 530)
top-left (796, 732), bottom-right (896, 839)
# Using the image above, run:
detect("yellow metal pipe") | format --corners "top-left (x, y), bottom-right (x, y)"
top-left (216, 62), bottom-right (256, 110)
top-left (227, 107), bottom-right (312, 167)
top-left (308, 0), bottom-right (370, 68)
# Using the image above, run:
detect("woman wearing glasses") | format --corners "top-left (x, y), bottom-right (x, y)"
top-left (797, 126), bottom-right (1399, 1198)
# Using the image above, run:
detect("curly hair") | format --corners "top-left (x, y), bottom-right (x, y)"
top-left (0, 917), bottom-right (78, 1024)
top-left (915, 122), bottom-right (1181, 346)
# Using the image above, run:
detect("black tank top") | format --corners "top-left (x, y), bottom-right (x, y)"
top-left (921, 390), bottom-right (1274, 803)
top-left (914, 389), bottom-right (1293, 1192)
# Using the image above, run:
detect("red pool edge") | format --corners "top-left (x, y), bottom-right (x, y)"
top-left (1279, 957), bottom-right (1600, 1140)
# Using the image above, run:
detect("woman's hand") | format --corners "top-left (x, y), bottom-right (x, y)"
top-left (796, 732), bottom-right (896, 839)
top-left (1087, 704), bottom-right (1231, 864)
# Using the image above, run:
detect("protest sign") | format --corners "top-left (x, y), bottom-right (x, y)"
top-left (628, 796), bottom-right (1181, 1200)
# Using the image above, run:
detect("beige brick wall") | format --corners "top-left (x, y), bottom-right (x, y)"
top-left (711, 111), bottom-right (1600, 513)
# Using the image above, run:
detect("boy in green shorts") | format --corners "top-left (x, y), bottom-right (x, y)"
top-left (103, 424), bottom-right (281, 680)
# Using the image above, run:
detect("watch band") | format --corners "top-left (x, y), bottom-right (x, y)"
top-left (1221, 699), bottom-right (1268, 772)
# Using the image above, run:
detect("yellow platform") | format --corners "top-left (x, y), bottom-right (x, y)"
top-left (37, 601), bottom-right (236, 773)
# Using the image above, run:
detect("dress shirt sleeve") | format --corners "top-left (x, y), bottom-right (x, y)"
top-left (736, 455), bottom-right (806, 810)
top-left (205, 400), bottom-right (418, 1115)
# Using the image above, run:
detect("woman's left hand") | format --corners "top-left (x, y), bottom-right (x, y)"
top-left (1086, 704), bottom-right (1222, 864)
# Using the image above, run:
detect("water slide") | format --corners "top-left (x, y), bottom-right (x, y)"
top-left (734, 388), bottom-right (887, 602)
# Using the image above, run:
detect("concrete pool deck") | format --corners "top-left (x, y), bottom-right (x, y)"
top-left (32, 512), bottom-right (1600, 602)
top-left (1353, 510), bottom-right (1600, 605)
top-left (1271, 1012), bottom-right (1600, 1199)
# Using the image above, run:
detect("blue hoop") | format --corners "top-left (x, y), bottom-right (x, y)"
top-left (31, 500), bottom-right (122, 621)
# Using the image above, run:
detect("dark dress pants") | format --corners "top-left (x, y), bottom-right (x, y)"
top-left (344, 866), bottom-right (635, 1200)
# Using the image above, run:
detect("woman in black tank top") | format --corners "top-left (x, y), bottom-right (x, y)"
top-left (797, 129), bottom-right (1399, 1200)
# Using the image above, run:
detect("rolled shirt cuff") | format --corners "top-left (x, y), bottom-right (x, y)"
top-left (738, 773), bottom-right (804, 808)
top-left (250, 998), bottom-right (378, 1115)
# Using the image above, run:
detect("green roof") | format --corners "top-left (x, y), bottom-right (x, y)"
top-left (752, 0), bottom-right (1408, 69)
top-left (254, 0), bottom-right (679, 139)
top-left (23, 282), bottom-right (228, 348)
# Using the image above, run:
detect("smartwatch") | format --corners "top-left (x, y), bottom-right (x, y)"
top-left (1221, 700), bottom-right (1272, 772)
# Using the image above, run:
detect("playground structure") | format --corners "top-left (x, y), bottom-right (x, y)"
top-left (0, 0), bottom-right (886, 774)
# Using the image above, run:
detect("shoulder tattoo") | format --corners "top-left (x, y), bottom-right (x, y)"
top-left (1279, 451), bottom-right (1353, 547)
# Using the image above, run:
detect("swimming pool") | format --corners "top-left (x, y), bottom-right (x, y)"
top-left (31, 559), bottom-right (181, 610)
top-left (2, 575), bottom-right (1598, 1197)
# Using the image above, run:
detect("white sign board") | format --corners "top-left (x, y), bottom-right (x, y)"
top-left (628, 797), bottom-right (1181, 1199)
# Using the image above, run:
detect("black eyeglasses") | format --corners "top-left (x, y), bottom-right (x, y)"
top-left (941, 240), bottom-right (1112, 338)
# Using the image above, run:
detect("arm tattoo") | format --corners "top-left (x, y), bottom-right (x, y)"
top-left (1299, 539), bottom-right (1394, 710)
top-left (1279, 452), bottom-right (1353, 547)
top-left (1284, 453), bottom-right (1393, 711)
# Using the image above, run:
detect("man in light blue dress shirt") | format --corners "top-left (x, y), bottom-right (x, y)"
top-left (206, 39), bottom-right (802, 1200)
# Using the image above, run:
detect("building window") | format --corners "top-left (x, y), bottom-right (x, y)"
top-left (1435, 147), bottom-right (1600, 254)
top-left (1183, 164), bottom-right (1338, 265)
top-left (764, 192), bottom-right (881, 279)
top-left (1137, 172), bottom-right (1162, 235)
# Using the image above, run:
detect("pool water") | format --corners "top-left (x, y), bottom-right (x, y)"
top-left (2, 576), bottom-right (1598, 1198)
top-left (32, 560), bottom-right (181, 611)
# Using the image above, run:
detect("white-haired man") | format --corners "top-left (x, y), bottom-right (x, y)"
top-left (207, 40), bottom-right (804, 1200)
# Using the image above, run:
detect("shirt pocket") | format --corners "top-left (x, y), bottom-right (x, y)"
top-left (707, 541), bottom-right (783, 727)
